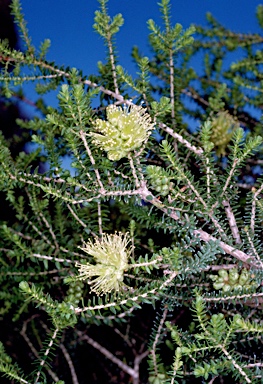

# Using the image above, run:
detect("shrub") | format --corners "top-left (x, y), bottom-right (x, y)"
top-left (0, 0), bottom-right (262, 383)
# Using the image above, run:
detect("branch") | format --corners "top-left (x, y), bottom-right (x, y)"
top-left (20, 317), bottom-right (59, 383)
top-left (60, 343), bottom-right (79, 384)
top-left (34, 328), bottom-right (60, 384)
top-left (76, 331), bottom-right (138, 380)
top-left (137, 181), bottom-right (262, 268)
top-left (222, 200), bottom-right (242, 245)
top-left (251, 184), bottom-right (263, 233)
top-left (159, 122), bottom-right (204, 156)
top-left (149, 307), bottom-right (169, 377)
top-left (194, 228), bottom-right (259, 267)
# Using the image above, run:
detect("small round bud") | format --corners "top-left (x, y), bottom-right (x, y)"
top-left (228, 268), bottom-right (239, 284)
top-left (19, 281), bottom-right (29, 291)
top-left (218, 269), bottom-right (229, 280)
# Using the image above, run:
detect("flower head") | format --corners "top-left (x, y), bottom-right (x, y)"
top-left (89, 104), bottom-right (154, 160)
top-left (75, 232), bottom-right (131, 295)
top-left (210, 111), bottom-right (240, 156)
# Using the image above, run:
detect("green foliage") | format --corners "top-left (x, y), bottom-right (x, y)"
top-left (93, 0), bottom-right (124, 39)
top-left (165, 294), bottom-right (263, 382)
top-left (0, 0), bottom-right (262, 382)
top-left (19, 281), bottom-right (78, 329)
top-left (0, 342), bottom-right (28, 384)
top-left (147, 0), bottom-right (195, 54)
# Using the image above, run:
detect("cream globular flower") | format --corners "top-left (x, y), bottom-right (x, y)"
top-left (89, 104), bottom-right (154, 161)
top-left (75, 232), bottom-right (132, 295)
top-left (210, 111), bottom-right (240, 156)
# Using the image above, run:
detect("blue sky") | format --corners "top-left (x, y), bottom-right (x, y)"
top-left (18, 0), bottom-right (261, 113)
top-left (21, 0), bottom-right (261, 71)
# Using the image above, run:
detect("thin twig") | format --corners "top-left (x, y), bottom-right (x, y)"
top-left (193, 229), bottom-right (259, 267)
top-left (75, 271), bottom-right (178, 314)
top-left (77, 332), bottom-right (138, 380)
top-left (38, 211), bottom-right (60, 255)
top-left (67, 204), bottom-right (87, 228)
top-left (221, 345), bottom-right (251, 383)
top-left (107, 33), bottom-right (119, 95)
top-left (97, 201), bottom-right (103, 235)
top-left (150, 307), bottom-right (169, 377)
top-left (222, 200), bottom-right (242, 244)
top-left (20, 317), bottom-right (59, 383)
top-left (251, 183), bottom-right (263, 233)
top-left (128, 257), bottom-right (161, 269)
top-left (60, 343), bottom-right (79, 384)
top-left (221, 158), bottom-right (239, 197)
top-left (79, 130), bottom-right (104, 190)
top-left (31, 253), bottom-right (74, 264)
top-left (244, 228), bottom-right (263, 269)
top-left (34, 328), bottom-right (60, 384)
top-left (169, 50), bottom-right (175, 124)
top-left (159, 122), bottom-right (204, 156)
top-left (203, 292), bottom-right (263, 302)
top-left (133, 350), bottom-right (149, 384)
top-left (208, 376), bottom-right (219, 384)
top-left (128, 154), bottom-right (141, 188)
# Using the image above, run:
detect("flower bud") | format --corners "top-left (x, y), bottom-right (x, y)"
top-left (228, 268), bottom-right (239, 284)
top-left (218, 269), bottom-right (229, 280)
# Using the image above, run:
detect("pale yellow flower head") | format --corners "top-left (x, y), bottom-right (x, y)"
top-left (76, 232), bottom-right (132, 295)
top-left (89, 104), bottom-right (154, 160)
top-left (210, 111), bottom-right (240, 156)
